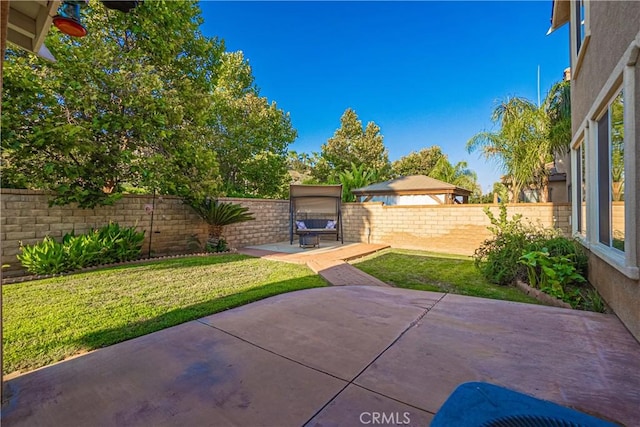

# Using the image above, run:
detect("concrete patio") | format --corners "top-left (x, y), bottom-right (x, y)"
top-left (3, 285), bottom-right (639, 426)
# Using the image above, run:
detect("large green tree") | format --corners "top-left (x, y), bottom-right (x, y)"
top-left (313, 108), bottom-right (390, 183)
top-left (2, 0), bottom-right (223, 207)
top-left (287, 150), bottom-right (317, 184)
top-left (210, 52), bottom-right (296, 199)
top-left (391, 146), bottom-right (447, 177)
top-left (2, 1), bottom-right (297, 206)
top-left (467, 80), bottom-right (577, 203)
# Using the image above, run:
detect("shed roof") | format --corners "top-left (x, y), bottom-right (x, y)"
top-left (352, 175), bottom-right (472, 196)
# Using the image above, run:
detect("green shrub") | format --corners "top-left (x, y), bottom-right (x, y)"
top-left (205, 237), bottom-right (228, 253)
top-left (527, 236), bottom-right (588, 278)
top-left (18, 223), bottom-right (145, 275)
top-left (583, 289), bottom-right (606, 313)
top-left (519, 248), bottom-right (586, 304)
top-left (474, 203), bottom-right (593, 310)
top-left (473, 204), bottom-right (558, 286)
top-left (18, 236), bottom-right (69, 275)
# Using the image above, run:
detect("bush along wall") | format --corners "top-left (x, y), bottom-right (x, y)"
top-left (473, 204), bottom-right (603, 312)
top-left (18, 223), bottom-right (145, 275)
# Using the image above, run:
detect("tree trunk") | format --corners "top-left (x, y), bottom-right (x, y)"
top-left (207, 224), bottom-right (224, 248)
top-left (612, 181), bottom-right (623, 202)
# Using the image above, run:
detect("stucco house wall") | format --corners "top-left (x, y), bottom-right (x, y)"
top-left (558, 0), bottom-right (640, 341)
top-left (571, 1), bottom-right (640, 135)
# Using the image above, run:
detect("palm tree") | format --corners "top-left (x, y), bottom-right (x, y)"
top-left (429, 157), bottom-right (481, 199)
top-left (338, 162), bottom-right (379, 202)
top-left (467, 97), bottom-right (551, 202)
top-left (190, 199), bottom-right (255, 251)
top-left (544, 80), bottom-right (572, 156)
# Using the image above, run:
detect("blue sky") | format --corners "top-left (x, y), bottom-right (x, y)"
top-left (199, 1), bottom-right (569, 192)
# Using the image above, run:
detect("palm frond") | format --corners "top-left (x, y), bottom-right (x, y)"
top-left (191, 199), bottom-right (255, 227)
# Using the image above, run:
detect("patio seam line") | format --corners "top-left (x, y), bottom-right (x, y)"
top-left (348, 383), bottom-right (438, 416)
top-left (194, 319), bottom-right (348, 383)
top-left (301, 294), bottom-right (447, 425)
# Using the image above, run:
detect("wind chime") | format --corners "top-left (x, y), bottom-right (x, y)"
top-left (53, 0), bottom-right (142, 37)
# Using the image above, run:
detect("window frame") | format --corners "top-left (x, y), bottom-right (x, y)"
top-left (570, 0), bottom-right (591, 80)
top-left (592, 85), bottom-right (636, 277)
top-left (571, 136), bottom-right (587, 239)
top-left (571, 36), bottom-right (639, 279)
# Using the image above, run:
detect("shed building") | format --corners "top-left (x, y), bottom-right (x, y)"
top-left (352, 175), bottom-right (472, 205)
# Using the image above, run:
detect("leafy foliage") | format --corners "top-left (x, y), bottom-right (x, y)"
top-left (466, 80), bottom-right (578, 204)
top-left (473, 204), bottom-right (559, 286)
top-left (519, 249), bottom-right (586, 297)
top-left (474, 203), bottom-right (590, 307)
top-left (392, 146), bottom-right (447, 177)
top-left (313, 108), bottom-right (390, 183)
top-left (339, 162), bottom-right (380, 202)
top-left (18, 223), bottom-right (145, 274)
top-left (2, 1), bottom-right (297, 205)
top-left (211, 52), bottom-right (297, 198)
top-left (467, 97), bottom-right (551, 203)
top-left (17, 237), bottom-right (69, 275)
top-left (391, 145), bottom-right (481, 200)
top-left (518, 246), bottom-right (601, 310)
top-left (287, 150), bottom-right (318, 184)
top-left (2, 1), bottom-right (224, 207)
top-left (544, 80), bottom-right (572, 156)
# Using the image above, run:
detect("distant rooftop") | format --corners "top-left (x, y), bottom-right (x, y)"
top-left (352, 175), bottom-right (471, 196)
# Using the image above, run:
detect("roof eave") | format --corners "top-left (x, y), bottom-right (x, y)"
top-left (352, 188), bottom-right (472, 197)
top-left (547, 0), bottom-right (570, 35)
top-left (7, 0), bottom-right (60, 54)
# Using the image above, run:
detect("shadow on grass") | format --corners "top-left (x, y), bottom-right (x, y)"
top-left (75, 277), bottom-right (325, 351)
top-left (354, 252), bottom-right (540, 305)
top-left (90, 253), bottom-right (254, 274)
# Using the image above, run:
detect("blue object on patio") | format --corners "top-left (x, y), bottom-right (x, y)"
top-left (431, 382), bottom-right (617, 427)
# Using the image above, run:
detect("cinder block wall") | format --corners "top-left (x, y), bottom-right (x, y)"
top-left (222, 197), bottom-right (289, 248)
top-left (1, 189), bottom-right (571, 275)
top-left (342, 202), bottom-right (571, 256)
top-left (0, 190), bottom-right (289, 276)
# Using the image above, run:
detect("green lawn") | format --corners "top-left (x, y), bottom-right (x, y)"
top-left (352, 249), bottom-right (540, 304)
top-left (2, 254), bottom-right (326, 375)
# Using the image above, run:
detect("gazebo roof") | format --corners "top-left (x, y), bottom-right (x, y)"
top-left (352, 175), bottom-right (472, 196)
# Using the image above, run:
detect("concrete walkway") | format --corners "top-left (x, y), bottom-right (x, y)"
top-left (3, 286), bottom-right (639, 426)
top-left (238, 242), bottom-right (391, 287)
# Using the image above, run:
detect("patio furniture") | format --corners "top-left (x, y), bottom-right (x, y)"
top-left (289, 185), bottom-right (343, 245)
top-left (299, 233), bottom-right (319, 248)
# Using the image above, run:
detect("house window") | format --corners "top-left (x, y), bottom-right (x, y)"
top-left (574, 142), bottom-right (587, 236)
top-left (571, 0), bottom-right (590, 78)
top-left (575, 0), bottom-right (586, 53)
top-left (596, 89), bottom-right (624, 252)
